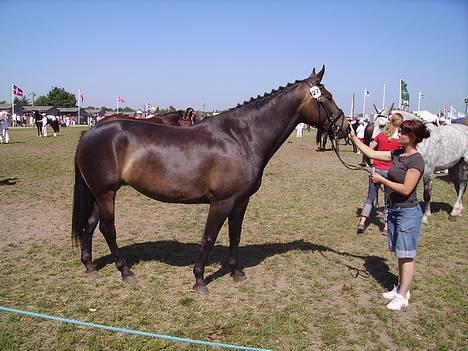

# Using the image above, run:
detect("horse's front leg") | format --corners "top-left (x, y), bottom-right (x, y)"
top-left (193, 200), bottom-right (233, 295)
top-left (228, 198), bottom-right (250, 282)
top-left (422, 175), bottom-right (433, 224)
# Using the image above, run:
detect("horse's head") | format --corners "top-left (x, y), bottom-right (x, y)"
top-left (299, 65), bottom-right (349, 137)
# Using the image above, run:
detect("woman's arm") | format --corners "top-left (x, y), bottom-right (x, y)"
top-left (371, 168), bottom-right (422, 196)
top-left (349, 129), bottom-right (392, 161)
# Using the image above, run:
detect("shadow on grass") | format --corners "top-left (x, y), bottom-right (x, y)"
top-left (0, 178), bottom-right (18, 186)
top-left (93, 239), bottom-right (397, 289)
top-left (420, 201), bottom-right (453, 215)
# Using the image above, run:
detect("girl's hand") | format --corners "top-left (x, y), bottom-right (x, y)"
top-left (370, 172), bottom-right (385, 184)
top-left (348, 127), bottom-right (356, 139)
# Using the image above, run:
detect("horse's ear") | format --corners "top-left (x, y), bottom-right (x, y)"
top-left (316, 65), bottom-right (325, 82)
top-left (373, 104), bottom-right (379, 113)
top-left (309, 67), bottom-right (316, 78)
top-left (389, 102), bottom-right (394, 114)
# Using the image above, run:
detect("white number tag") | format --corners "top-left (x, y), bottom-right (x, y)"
top-left (310, 86), bottom-right (321, 99)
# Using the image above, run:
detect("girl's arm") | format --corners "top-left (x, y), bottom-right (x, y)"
top-left (371, 169), bottom-right (422, 196)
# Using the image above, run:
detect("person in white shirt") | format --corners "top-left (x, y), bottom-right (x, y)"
top-left (355, 119), bottom-right (367, 154)
top-left (296, 122), bottom-right (304, 138)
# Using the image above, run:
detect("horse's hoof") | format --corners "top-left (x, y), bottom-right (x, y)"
top-left (193, 283), bottom-right (209, 295)
top-left (448, 215), bottom-right (458, 222)
top-left (85, 270), bottom-right (98, 278)
top-left (231, 271), bottom-right (246, 283)
top-left (122, 274), bottom-right (137, 284)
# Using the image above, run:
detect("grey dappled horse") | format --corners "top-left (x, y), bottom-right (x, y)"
top-left (396, 111), bottom-right (468, 223)
top-left (418, 123), bottom-right (468, 222)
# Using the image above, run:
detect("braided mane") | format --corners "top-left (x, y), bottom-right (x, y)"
top-left (226, 80), bottom-right (303, 113)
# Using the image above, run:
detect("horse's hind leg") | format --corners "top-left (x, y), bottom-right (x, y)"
top-left (450, 180), bottom-right (466, 217)
top-left (449, 161), bottom-right (467, 217)
top-left (81, 203), bottom-right (100, 275)
top-left (193, 199), bottom-right (234, 294)
top-left (228, 198), bottom-right (250, 282)
top-left (98, 190), bottom-right (136, 283)
top-left (422, 175), bottom-right (433, 224)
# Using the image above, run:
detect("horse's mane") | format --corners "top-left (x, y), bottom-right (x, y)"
top-left (219, 80), bottom-right (304, 116)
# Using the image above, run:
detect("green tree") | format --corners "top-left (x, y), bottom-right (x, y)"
top-left (47, 87), bottom-right (76, 107)
top-left (14, 96), bottom-right (30, 106)
top-left (34, 95), bottom-right (50, 106)
top-left (121, 107), bottom-right (135, 112)
top-left (0, 100), bottom-right (6, 104)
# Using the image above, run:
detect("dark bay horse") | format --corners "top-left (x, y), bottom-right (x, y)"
top-left (72, 66), bottom-right (349, 294)
top-left (98, 107), bottom-right (197, 127)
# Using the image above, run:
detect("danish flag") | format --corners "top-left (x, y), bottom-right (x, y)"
top-left (13, 84), bottom-right (24, 97)
top-left (118, 96), bottom-right (125, 103)
top-left (80, 93), bottom-right (84, 103)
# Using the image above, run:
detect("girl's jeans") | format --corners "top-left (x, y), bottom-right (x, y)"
top-left (361, 168), bottom-right (388, 220)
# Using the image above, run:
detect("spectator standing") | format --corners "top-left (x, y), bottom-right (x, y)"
top-left (357, 113), bottom-right (403, 234)
top-left (0, 112), bottom-right (10, 144)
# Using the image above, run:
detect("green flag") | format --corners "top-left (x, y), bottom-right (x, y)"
top-left (400, 80), bottom-right (410, 109)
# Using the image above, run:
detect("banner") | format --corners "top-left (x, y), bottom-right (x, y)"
top-left (400, 80), bottom-right (409, 109)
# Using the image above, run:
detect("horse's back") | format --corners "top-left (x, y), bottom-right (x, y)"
top-left (418, 124), bottom-right (468, 172)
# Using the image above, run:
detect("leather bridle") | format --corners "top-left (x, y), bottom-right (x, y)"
top-left (305, 80), bottom-right (371, 174)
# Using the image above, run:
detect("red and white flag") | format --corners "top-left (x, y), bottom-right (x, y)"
top-left (118, 96), bottom-right (125, 103)
top-left (13, 84), bottom-right (24, 97)
top-left (80, 92), bottom-right (84, 103)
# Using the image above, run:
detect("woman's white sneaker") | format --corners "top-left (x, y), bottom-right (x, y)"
top-left (386, 293), bottom-right (409, 310)
top-left (383, 285), bottom-right (410, 300)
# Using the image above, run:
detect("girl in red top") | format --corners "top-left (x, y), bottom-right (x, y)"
top-left (357, 113), bottom-right (403, 234)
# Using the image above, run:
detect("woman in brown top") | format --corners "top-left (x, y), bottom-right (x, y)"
top-left (350, 118), bottom-right (430, 310)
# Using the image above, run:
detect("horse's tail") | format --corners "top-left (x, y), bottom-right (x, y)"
top-left (71, 159), bottom-right (95, 248)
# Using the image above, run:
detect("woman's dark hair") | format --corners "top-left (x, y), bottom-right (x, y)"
top-left (400, 119), bottom-right (431, 143)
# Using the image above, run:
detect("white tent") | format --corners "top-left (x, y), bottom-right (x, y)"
top-left (415, 110), bottom-right (439, 123)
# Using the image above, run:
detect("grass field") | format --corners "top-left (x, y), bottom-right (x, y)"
top-left (0, 126), bottom-right (466, 350)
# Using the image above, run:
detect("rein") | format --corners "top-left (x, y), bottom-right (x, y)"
top-left (304, 79), bottom-right (371, 175)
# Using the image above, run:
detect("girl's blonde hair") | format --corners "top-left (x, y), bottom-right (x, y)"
top-left (384, 113), bottom-right (403, 138)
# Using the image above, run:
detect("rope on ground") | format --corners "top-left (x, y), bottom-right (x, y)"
top-left (0, 305), bottom-right (272, 351)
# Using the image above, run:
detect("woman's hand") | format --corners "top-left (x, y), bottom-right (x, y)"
top-left (348, 126), bottom-right (356, 139)
top-left (370, 172), bottom-right (385, 184)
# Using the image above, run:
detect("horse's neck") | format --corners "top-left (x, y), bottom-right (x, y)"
top-left (223, 87), bottom-right (303, 163)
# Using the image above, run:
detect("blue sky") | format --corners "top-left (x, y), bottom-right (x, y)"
top-left (1, 0), bottom-right (466, 115)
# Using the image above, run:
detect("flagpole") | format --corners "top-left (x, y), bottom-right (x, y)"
top-left (362, 90), bottom-right (366, 118)
top-left (78, 89), bottom-right (81, 124)
top-left (11, 84), bottom-right (14, 119)
top-left (382, 83), bottom-right (386, 110)
top-left (417, 92), bottom-right (421, 112)
top-left (399, 79), bottom-right (402, 109)
top-left (117, 97), bottom-right (119, 113)
top-left (351, 93), bottom-right (355, 118)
